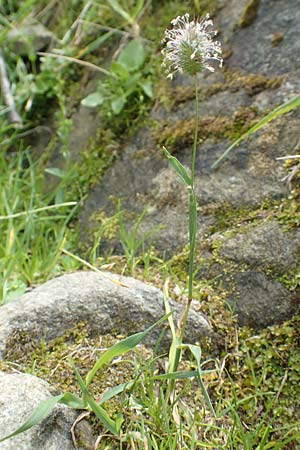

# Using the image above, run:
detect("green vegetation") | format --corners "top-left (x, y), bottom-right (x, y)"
top-left (1, 0), bottom-right (300, 449)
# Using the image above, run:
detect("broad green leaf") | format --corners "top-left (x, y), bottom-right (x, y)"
top-left (107, 0), bottom-right (133, 24)
top-left (111, 96), bottom-right (126, 114)
top-left (124, 72), bottom-right (141, 93)
top-left (0, 394), bottom-right (64, 443)
top-left (86, 313), bottom-right (171, 387)
top-left (212, 94), bottom-right (300, 168)
top-left (163, 147), bottom-right (192, 187)
top-left (139, 80), bottom-right (153, 98)
top-left (81, 92), bottom-right (104, 108)
top-left (118, 39), bottom-right (145, 72)
top-left (110, 60), bottom-right (129, 79)
top-left (186, 344), bottom-right (216, 417)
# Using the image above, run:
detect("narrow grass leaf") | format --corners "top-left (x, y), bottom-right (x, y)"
top-left (59, 392), bottom-right (86, 409)
top-left (271, 434), bottom-right (300, 449)
top-left (186, 344), bottom-right (216, 417)
top-left (70, 361), bottom-right (118, 435)
top-left (212, 94), bottom-right (300, 168)
top-left (107, 0), bottom-right (133, 23)
top-left (86, 313), bottom-right (171, 387)
top-left (99, 381), bottom-right (134, 404)
top-left (0, 394), bottom-right (64, 442)
top-left (163, 147), bottom-right (192, 187)
top-left (86, 395), bottom-right (119, 436)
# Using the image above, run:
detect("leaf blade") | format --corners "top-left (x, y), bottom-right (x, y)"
top-left (163, 147), bottom-right (192, 187)
top-left (0, 394), bottom-right (64, 443)
top-left (85, 313), bottom-right (171, 387)
top-left (212, 95), bottom-right (300, 168)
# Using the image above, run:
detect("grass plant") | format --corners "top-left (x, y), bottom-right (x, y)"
top-left (1, 1), bottom-right (300, 448)
top-left (0, 150), bottom-right (80, 304)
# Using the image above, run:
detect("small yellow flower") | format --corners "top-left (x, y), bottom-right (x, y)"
top-left (162, 13), bottom-right (223, 79)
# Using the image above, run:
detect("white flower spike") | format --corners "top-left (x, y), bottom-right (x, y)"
top-left (162, 13), bottom-right (223, 79)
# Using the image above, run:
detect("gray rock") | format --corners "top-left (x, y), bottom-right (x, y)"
top-left (218, 220), bottom-right (300, 271)
top-left (228, 271), bottom-right (295, 328)
top-left (0, 271), bottom-right (212, 359)
top-left (7, 21), bottom-right (54, 55)
top-left (0, 372), bottom-right (76, 450)
top-left (79, 0), bottom-right (300, 256)
top-left (227, 0), bottom-right (300, 75)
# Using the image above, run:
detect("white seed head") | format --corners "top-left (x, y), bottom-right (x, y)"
top-left (162, 13), bottom-right (223, 79)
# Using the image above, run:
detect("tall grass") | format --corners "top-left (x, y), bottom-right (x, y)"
top-left (0, 150), bottom-right (80, 304)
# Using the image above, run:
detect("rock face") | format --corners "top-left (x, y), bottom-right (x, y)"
top-left (0, 271), bottom-right (212, 359)
top-left (0, 372), bottom-right (76, 450)
top-left (207, 219), bottom-right (299, 328)
top-left (218, 220), bottom-right (300, 272)
top-left (229, 270), bottom-right (294, 328)
top-left (77, 0), bottom-right (300, 328)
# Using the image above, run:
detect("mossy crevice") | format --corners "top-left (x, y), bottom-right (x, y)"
top-left (154, 107), bottom-right (258, 148)
top-left (238, 0), bottom-right (261, 28)
top-left (165, 70), bottom-right (283, 108)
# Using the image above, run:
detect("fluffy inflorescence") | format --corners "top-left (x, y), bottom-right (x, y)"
top-left (162, 13), bottom-right (223, 79)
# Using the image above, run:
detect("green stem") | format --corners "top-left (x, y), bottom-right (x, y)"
top-left (179, 77), bottom-right (199, 341)
top-left (191, 78), bottom-right (199, 187)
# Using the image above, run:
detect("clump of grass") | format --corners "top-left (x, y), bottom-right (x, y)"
top-left (0, 150), bottom-right (80, 304)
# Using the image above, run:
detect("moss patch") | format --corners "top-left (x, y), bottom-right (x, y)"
top-left (3, 322), bottom-right (152, 400)
top-left (155, 108), bottom-right (258, 148)
top-left (168, 70), bottom-right (283, 107)
top-left (238, 0), bottom-right (261, 28)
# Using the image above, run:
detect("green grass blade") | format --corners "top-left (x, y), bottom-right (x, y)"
top-left (0, 394), bottom-right (64, 442)
top-left (0, 202), bottom-right (77, 220)
top-left (86, 395), bottom-right (119, 436)
top-left (99, 381), bottom-right (134, 404)
top-left (186, 344), bottom-right (216, 418)
top-left (163, 147), bottom-right (192, 187)
top-left (212, 94), bottom-right (300, 168)
top-left (107, 0), bottom-right (133, 24)
top-left (70, 361), bottom-right (118, 435)
top-left (58, 392), bottom-right (86, 409)
top-left (85, 313), bottom-right (171, 387)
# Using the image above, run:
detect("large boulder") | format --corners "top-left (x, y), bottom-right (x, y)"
top-left (0, 271), bottom-right (212, 359)
top-left (0, 372), bottom-right (76, 450)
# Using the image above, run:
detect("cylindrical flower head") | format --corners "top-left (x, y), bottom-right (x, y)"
top-left (162, 13), bottom-right (223, 79)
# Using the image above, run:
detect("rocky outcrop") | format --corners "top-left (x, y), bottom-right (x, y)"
top-left (76, 0), bottom-right (300, 328)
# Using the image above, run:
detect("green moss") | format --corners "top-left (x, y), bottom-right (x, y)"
top-left (169, 71), bottom-right (283, 106)
top-left (225, 316), bottom-right (300, 423)
top-left (277, 266), bottom-right (300, 291)
top-left (154, 108), bottom-right (259, 149)
top-left (4, 322), bottom-right (151, 400)
top-left (238, 0), bottom-right (261, 28)
top-left (271, 32), bottom-right (284, 47)
top-left (77, 128), bottom-right (119, 196)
